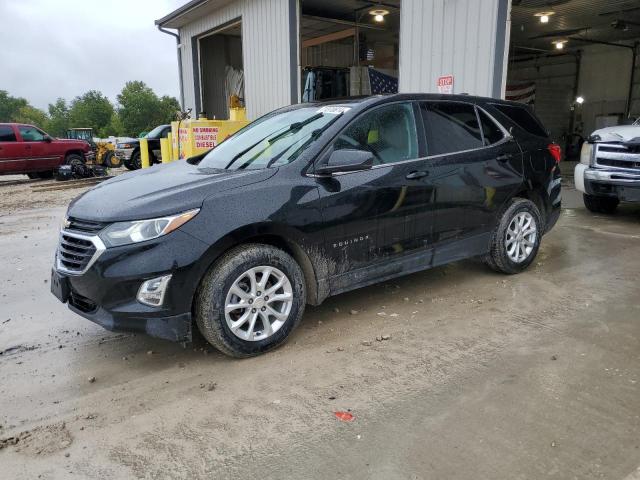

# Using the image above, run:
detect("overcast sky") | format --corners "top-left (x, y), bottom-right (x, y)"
top-left (0, 0), bottom-right (185, 110)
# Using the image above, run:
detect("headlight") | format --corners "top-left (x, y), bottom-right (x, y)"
top-left (117, 143), bottom-right (132, 149)
top-left (99, 209), bottom-right (200, 247)
top-left (580, 143), bottom-right (593, 165)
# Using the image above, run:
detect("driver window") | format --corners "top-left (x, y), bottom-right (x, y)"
top-left (18, 126), bottom-right (46, 142)
top-left (333, 103), bottom-right (418, 165)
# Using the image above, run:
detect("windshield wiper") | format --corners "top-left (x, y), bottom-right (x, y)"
top-left (264, 112), bottom-right (344, 168)
top-left (267, 113), bottom-right (324, 144)
top-left (225, 113), bottom-right (325, 170)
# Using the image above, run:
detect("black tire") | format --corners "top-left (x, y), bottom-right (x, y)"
top-left (195, 244), bottom-right (306, 358)
top-left (103, 151), bottom-right (122, 169)
top-left (126, 150), bottom-right (141, 170)
top-left (65, 153), bottom-right (85, 168)
top-left (484, 198), bottom-right (543, 275)
top-left (583, 194), bottom-right (618, 214)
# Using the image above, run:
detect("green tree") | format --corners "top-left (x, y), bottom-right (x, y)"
top-left (0, 90), bottom-right (29, 122)
top-left (46, 98), bottom-right (70, 137)
top-left (99, 112), bottom-right (125, 138)
top-left (117, 81), bottom-right (159, 137)
top-left (117, 81), bottom-right (180, 137)
top-left (158, 95), bottom-right (181, 124)
top-left (13, 105), bottom-right (48, 128)
top-left (68, 90), bottom-right (114, 134)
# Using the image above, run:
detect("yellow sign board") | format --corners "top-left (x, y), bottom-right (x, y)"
top-left (170, 112), bottom-right (249, 161)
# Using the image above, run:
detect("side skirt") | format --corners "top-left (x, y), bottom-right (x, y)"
top-left (328, 232), bottom-right (491, 298)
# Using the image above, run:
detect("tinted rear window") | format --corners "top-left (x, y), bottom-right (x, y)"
top-left (421, 102), bottom-right (483, 155)
top-left (492, 104), bottom-right (548, 138)
top-left (0, 126), bottom-right (16, 142)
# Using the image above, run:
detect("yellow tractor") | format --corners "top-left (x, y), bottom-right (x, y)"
top-left (65, 128), bottom-right (122, 168)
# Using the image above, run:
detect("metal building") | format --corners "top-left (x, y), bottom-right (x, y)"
top-left (156, 0), bottom-right (510, 120)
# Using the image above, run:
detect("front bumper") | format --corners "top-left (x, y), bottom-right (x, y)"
top-left (115, 148), bottom-right (134, 161)
top-left (574, 164), bottom-right (640, 202)
top-left (52, 229), bottom-right (212, 343)
top-left (68, 303), bottom-right (192, 342)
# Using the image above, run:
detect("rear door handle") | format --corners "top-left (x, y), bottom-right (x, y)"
top-left (496, 153), bottom-right (512, 162)
top-left (406, 170), bottom-right (428, 180)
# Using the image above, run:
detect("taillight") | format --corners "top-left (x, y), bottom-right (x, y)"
top-left (548, 143), bottom-right (562, 163)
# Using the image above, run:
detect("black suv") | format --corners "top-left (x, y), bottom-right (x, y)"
top-left (51, 94), bottom-right (561, 357)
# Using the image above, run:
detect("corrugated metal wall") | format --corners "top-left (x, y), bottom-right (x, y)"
top-left (508, 55), bottom-right (577, 142)
top-left (399, 0), bottom-right (507, 98)
top-left (179, 0), bottom-right (296, 120)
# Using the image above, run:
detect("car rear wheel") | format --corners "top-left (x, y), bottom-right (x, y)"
top-left (583, 194), bottom-right (618, 214)
top-left (484, 198), bottom-right (542, 274)
top-left (65, 153), bottom-right (85, 168)
top-left (195, 244), bottom-right (306, 358)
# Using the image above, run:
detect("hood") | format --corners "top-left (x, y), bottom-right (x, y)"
top-left (67, 161), bottom-right (277, 222)
top-left (590, 125), bottom-right (640, 143)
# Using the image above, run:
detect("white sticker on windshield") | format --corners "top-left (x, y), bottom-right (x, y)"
top-left (317, 106), bottom-right (351, 115)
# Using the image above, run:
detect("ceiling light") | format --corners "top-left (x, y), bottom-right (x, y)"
top-left (553, 40), bottom-right (567, 50)
top-left (535, 11), bottom-right (555, 23)
top-left (370, 8), bottom-right (389, 22)
top-left (576, 96), bottom-right (585, 104)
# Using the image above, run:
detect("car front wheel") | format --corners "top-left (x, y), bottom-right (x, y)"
top-left (195, 244), bottom-right (306, 358)
top-left (484, 198), bottom-right (542, 274)
top-left (583, 194), bottom-right (618, 214)
top-left (125, 150), bottom-right (141, 170)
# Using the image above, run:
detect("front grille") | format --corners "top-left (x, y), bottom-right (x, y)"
top-left (56, 231), bottom-right (105, 275)
top-left (69, 291), bottom-right (97, 313)
top-left (66, 217), bottom-right (106, 234)
top-left (595, 143), bottom-right (640, 171)
top-left (597, 158), bottom-right (640, 170)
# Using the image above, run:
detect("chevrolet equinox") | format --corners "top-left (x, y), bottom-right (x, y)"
top-left (51, 94), bottom-right (562, 357)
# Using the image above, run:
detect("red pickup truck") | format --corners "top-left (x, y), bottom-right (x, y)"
top-left (0, 123), bottom-right (90, 178)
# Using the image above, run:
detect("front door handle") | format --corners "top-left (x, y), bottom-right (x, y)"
top-left (406, 170), bottom-right (428, 180)
top-left (496, 153), bottom-right (512, 162)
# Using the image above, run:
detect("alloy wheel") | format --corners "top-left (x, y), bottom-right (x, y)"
top-left (505, 211), bottom-right (537, 263)
top-left (224, 266), bottom-right (293, 342)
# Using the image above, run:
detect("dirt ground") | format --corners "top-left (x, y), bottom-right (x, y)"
top-left (0, 168), bottom-right (639, 479)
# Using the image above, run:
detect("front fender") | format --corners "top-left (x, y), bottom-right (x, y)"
top-left (179, 175), bottom-right (328, 304)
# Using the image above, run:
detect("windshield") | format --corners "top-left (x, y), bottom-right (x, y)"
top-left (198, 106), bottom-right (346, 170)
top-left (146, 125), bottom-right (168, 139)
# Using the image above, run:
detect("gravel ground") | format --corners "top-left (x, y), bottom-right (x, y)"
top-left (0, 170), bottom-right (128, 216)
top-left (0, 168), bottom-right (639, 479)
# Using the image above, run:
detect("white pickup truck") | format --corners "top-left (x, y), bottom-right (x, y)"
top-left (575, 118), bottom-right (640, 213)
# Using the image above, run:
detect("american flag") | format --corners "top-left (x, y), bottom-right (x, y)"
top-left (506, 82), bottom-right (536, 105)
top-left (368, 68), bottom-right (398, 94)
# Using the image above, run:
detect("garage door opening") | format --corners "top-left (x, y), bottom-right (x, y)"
top-left (198, 21), bottom-right (243, 120)
top-left (300, 0), bottom-right (400, 102)
top-left (506, 0), bottom-right (640, 160)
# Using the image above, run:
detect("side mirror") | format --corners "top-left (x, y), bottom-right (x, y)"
top-left (316, 149), bottom-right (374, 175)
top-left (43, 135), bottom-right (53, 142)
